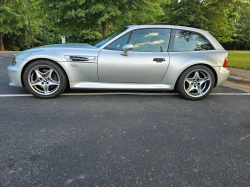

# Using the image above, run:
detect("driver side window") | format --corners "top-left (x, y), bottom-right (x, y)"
top-left (105, 33), bottom-right (131, 51)
top-left (129, 29), bottom-right (171, 52)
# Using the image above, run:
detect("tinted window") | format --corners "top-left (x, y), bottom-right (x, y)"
top-left (94, 27), bottom-right (128, 48)
top-left (129, 29), bottom-right (171, 52)
top-left (169, 30), bottom-right (213, 52)
top-left (105, 32), bottom-right (130, 51)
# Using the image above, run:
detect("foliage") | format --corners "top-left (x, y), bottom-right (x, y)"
top-left (0, 0), bottom-right (50, 51)
top-left (1, 0), bottom-right (250, 51)
top-left (231, 1), bottom-right (250, 50)
top-left (0, 0), bottom-right (28, 50)
top-left (159, 0), bottom-right (241, 43)
top-left (40, 0), bottom-right (168, 39)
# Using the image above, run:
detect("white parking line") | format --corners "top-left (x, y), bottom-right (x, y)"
top-left (210, 93), bottom-right (250, 95)
top-left (0, 94), bottom-right (33, 97)
top-left (0, 93), bottom-right (250, 97)
top-left (62, 93), bottom-right (179, 96)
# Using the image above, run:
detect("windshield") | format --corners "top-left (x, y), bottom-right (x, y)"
top-left (94, 27), bottom-right (129, 48)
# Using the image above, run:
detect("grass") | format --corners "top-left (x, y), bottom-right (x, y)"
top-left (227, 50), bottom-right (250, 70)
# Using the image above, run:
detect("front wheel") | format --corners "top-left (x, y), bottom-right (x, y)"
top-left (23, 60), bottom-right (67, 99)
top-left (176, 65), bottom-right (215, 100)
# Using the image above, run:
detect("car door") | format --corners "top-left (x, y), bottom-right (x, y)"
top-left (98, 28), bottom-right (171, 83)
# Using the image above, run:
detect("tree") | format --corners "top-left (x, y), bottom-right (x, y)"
top-left (2, 0), bottom-right (250, 51)
top-left (0, 0), bottom-right (27, 51)
top-left (159, 0), bottom-right (241, 43)
top-left (233, 1), bottom-right (250, 50)
top-left (0, 0), bottom-right (49, 51)
top-left (41, 0), bottom-right (168, 41)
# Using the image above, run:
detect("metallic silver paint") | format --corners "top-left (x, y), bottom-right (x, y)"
top-left (98, 50), bottom-right (170, 83)
top-left (70, 82), bottom-right (173, 90)
top-left (121, 44), bottom-right (134, 56)
top-left (8, 25), bottom-right (230, 92)
top-left (161, 50), bottom-right (228, 86)
top-left (8, 59), bottom-right (27, 87)
top-left (213, 67), bottom-right (230, 86)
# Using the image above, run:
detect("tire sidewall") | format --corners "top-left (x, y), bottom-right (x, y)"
top-left (23, 60), bottom-right (67, 99)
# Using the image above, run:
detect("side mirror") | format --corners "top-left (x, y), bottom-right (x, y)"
top-left (121, 44), bottom-right (133, 56)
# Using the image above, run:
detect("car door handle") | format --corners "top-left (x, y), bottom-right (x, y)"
top-left (153, 58), bottom-right (165, 62)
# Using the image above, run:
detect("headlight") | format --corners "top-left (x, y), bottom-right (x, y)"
top-left (12, 58), bottom-right (19, 66)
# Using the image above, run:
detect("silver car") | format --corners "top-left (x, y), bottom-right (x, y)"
top-left (8, 24), bottom-right (230, 100)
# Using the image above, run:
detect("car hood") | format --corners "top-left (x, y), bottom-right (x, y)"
top-left (18, 43), bottom-right (97, 54)
top-left (16, 43), bottom-right (100, 61)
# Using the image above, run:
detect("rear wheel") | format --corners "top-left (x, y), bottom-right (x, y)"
top-left (176, 65), bottom-right (215, 100)
top-left (23, 60), bottom-right (67, 99)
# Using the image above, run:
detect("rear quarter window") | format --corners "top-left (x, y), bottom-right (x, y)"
top-left (169, 29), bottom-right (214, 52)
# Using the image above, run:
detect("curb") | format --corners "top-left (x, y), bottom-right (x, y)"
top-left (228, 75), bottom-right (250, 84)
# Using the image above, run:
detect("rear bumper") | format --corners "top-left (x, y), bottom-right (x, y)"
top-left (8, 64), bottom-right (23, 87)
top-left (214, 67), bottom-right (230, 86)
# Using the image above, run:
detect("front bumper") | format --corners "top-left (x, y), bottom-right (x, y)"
top-left (215, 67), bottom-right (230, 86)
top-left (8, 64), bottom-right (23, 87)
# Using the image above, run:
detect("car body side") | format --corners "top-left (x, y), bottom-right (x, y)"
top-left (8, 25), bottom-right (230, 90)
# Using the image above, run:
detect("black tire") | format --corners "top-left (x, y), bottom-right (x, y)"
top-left (176, 65), bottom-right (215, 100)
top-left (23, 60), bottom-right (67, 99)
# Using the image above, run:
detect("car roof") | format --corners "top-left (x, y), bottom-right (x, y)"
top-left (127, 25), bottom-right (208, 34)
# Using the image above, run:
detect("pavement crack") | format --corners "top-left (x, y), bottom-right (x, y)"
top-left (47, 149), bottom-right (54, 158)
top-left (209, 102), bottom-right (214, 107)
top-left (240, 129), bottom-right (250, 140)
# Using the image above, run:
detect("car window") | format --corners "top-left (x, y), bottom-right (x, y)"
top-left (105, 32), bottom-right (131, 51)
top-left (169, 30), bottom-right (214, 52)
top-left (129, 29), bottom-right (171, 52)
top-left (94, 27), bottom-right (128, 48)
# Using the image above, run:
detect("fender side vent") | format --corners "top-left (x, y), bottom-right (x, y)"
top-left (69, 56), bottom-right (89, 61)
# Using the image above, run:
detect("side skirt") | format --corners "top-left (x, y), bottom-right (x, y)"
top-left (70, 82), bottom-right (174, 90)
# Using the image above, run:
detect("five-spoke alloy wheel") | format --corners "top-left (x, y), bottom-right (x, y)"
top-left (23, 60), bottom-right (67, 98)
top-left (176, 65), bottom-right (215, 100)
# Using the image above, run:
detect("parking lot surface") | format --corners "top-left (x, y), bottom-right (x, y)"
top-left (1, 53), bottom-right (250, 186)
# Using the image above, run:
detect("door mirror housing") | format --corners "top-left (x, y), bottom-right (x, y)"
top-left (121, 44), bottom-right (133, 56)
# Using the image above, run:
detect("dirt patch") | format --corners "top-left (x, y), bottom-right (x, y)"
top-left (223, 81), bottom-right (250, 93)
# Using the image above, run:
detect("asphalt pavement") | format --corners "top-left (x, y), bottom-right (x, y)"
top-left (0, 53), bottom-right (250, 187)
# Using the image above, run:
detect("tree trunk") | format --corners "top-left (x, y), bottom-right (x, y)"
top-left (233, 41), bottom-right (237, 50)
top-left (102, 19), bottom-right (109, 37)
top-left (0, 34), bottom-right (5, 51)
